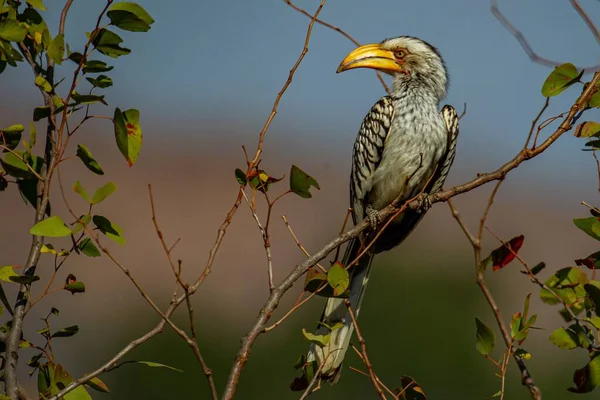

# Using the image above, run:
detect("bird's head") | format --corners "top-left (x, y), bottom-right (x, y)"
top-left (337, 36), bottom-right (448, 100)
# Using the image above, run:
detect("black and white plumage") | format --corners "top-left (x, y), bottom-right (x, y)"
top-left (306, 36), bottom-right (459, 382)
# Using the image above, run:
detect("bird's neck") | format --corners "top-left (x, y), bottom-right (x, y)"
top-left (392, 72), bottom-right (447, 106)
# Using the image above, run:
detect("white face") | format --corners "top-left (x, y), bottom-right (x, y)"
top-left (380, 36), bottom-right (446, 78)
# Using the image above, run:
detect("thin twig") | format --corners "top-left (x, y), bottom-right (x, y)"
top-left (471, 178), bottom-right (542, 399)
top-left (344, 299), bottom-right (386, 400)
top-left (147, 186), bottom-right (218, 399)
top-left (53, 70), bottom-right (600, 400)
top-left (242, 190), bottom-right (275, 290)
top-left (217, 71), bottom-right (600, 400)
top-left (334, 208), bottom-right (353, 261)
top-left (221, 2), bottom-right (327, 396)
top-left (283, 0), bottom-right (392, 95)
top-left (447, 199), bottom-right (478, 245)
top-left (282, 215), bottom-right (326, 273)
top-left (570, 0), bottom-right (600, 46)
top-left (148, 185), bottom-right (187, 289)
top-left (491, 0), bottom-right (600, 71)
top-left (524, 98), bottom-right (550, 149)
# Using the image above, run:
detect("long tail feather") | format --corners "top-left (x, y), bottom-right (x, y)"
top-left (306, 237), bottom-right (375, 382)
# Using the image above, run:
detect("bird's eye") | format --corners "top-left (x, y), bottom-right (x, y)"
top-left (394, 50), bottom-right (405, 59)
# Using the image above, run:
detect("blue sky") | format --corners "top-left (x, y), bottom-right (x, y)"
top-left (2, 0), bottom-right (600, 189)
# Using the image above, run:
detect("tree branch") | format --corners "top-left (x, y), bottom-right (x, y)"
top-left (219, 70), bottom-right (600, 400)
top-left (491, 0), bottom-right (600, 71)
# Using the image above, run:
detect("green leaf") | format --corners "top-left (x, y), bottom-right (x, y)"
top-left (114, 108), bottom-right (142, 167)
top-left (78, 238), bottom-right (100, 257)
top-left (40, 244), bottom-right (58, 255)
top-left (574, 121), bottom-right (600, 138)
top-left (0, 266), bottom-right (18, 282)
top-left (301, 328), bottom-right (329, 347)
top-left (135, 361), bottom-right (182, 372)
top-left (540, 267), bottom-right (588, 315)
top-left (590, 89), bottom-right (600, 108)
top-left (26, 0), bottom-right (46, 10)
top-left (0, 19), bottom-right (27, 42)
top-left (71, 92), bottom-right (107, 105)
top-left (235, 168), bottom-right (247, 185)
top-left (85, 376), bottom-right (110, 393)
top-left (541, 63), bottom-right (582, 97)
top-left (82, 60), bottom-right (114, 74)
top-left (588, 316), bottom-right (600, 329)
top-left (290, 165), bottom-right (320, 198)
top-left (304, 267), bottom-right (327, 292)
top-left (64, 281), bottom-right (85, 294)
top-left (51, 325), bottom-right (79, 338)
top-left (30, 216), bottom-right (71, 237)
top-left (34, 75), bottom-right (52, 93)
top-left (108, 2), bottom-right (154, 32)
top-left (549, 327), bottom-right (579, 349)
top-left (9, 275), bottom-right (40, 284)
top-left (530, 262), bottom-right (546, 275)
top-left (85, 74), bottom-right (113, 88)
top-left (585, 283), bottom-right (600, 315)
top-left (73, 180), bottom-right (91, 203)
top-left (91, 182), bottom-right (117, 204)
top-left (33, 106), bottom-right (50, 121)
top-left (247, 170), bottom-right (282, 193)
top-left (38, 363), bottom-right (92, 399)
top-left (47, 34), bottom-right (64, 64)
top-left (1, 124), bottom-right (24, 151)
top-left (71, 214), bottom-right (92, 235)
top-left (17, 178), bottom-right (42, 212)
top-left (475, 317), bottom-right (495, 356)
top-left (0, 151), bottom-right (42, 179)
top-left (90, 28), bottom-right (131, 58)
top-left (76, 144), bottom-right (104, 175)
top-left (327, 261), bottom-right (349, 297)
top-left (568, 355), bottom-right (600, 393)
top-left (92, 215), bottom-right (125, 245)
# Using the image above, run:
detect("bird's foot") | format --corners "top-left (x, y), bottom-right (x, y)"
top-left (366, 204), bottom-right (379, 231)
top-left (416, 193), bottom-right (432, 214)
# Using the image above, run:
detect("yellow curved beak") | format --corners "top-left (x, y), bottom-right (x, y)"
top-left (336, 43), bottom-right (403, 74)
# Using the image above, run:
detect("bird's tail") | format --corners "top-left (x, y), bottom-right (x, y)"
top-left (306, 237), bottom-right (375, 382)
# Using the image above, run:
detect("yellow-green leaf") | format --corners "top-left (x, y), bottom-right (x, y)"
top-left (114, 108), bottom-right (142, 167)
top-left (574, 121), bottom-right (600, 138)
top-left (30, 216), bottom-right (71, 237)
top-left (475, 317), bottom-right (495, 356)
top-left (0, 266), bottom-right (19, 282)
top-left (541, 63), bottom-right (582, 97)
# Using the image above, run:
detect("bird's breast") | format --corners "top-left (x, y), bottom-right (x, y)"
top-left (368, 105), bottom-right (447, 211)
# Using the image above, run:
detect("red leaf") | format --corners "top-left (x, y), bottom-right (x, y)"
top-left (492, 235), bottom-right (525, 271)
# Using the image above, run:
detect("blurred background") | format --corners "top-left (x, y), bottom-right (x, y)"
top-left (2, 0), bottom-right (600, 399)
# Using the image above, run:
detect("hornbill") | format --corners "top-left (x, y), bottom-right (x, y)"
top-left (305, 36), bottom-right (460, 383)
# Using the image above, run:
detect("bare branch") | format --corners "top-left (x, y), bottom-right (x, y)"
top-left (344, 299), bottom-right (386, 400)
top-left (491, 0), bottom-right (600, 71)
top-left (570, 0), bottom-right (600, 46)
top-left (242, 189), bottom-right (275, 290)
top-left (283, 0), bottom-right (391, 95)
top-left (216, 70), bottom-right (600, 400)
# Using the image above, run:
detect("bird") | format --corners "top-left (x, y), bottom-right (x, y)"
top-left (304, 36), bottom-right (459, 384)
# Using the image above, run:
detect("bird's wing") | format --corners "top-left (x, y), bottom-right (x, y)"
top-left (350, 96), bottom-right (395, 224)
top-left (426, 104), bottom-right (459, 194)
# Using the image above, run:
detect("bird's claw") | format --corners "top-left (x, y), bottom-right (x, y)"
top-left (416, 193), bottom-right (432, 214)
top-left (366, 204), bottom-right (379, 231)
